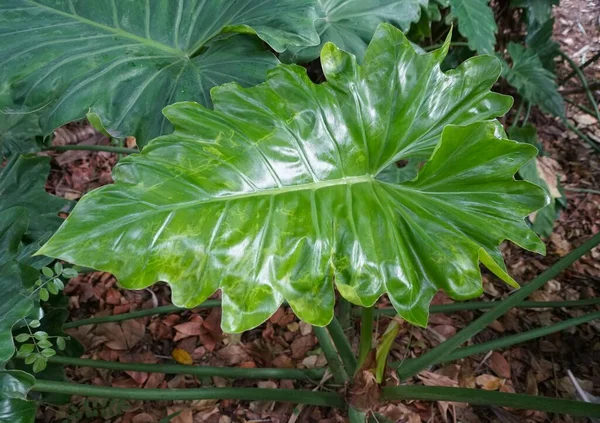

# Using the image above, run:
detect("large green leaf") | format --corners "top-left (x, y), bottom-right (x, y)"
top-left (0, 0), bottom-right (320, 147)
top-left (0, 112), bottom-right (44, 158)
top-left (506, 42), bottom-right (565, 118)
top-left (280, 0), bottom-right (422, 63)
top-left (448, 0), bottom-right (497, 54)
top-left (0, 371), bottom-right (36, 423)
top-left (0, 155), bottom-right (67, 242)
top-left (510, 125), bottom-right (561, 238)
top-left (39, 24), bottom-right (546, 333)
top-left (0, 209), bottom-right (38, 364)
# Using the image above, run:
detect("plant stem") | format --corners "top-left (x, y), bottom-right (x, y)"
top-left (522, 102), bottom-right (532, 126)
top-left (357, 307), bottom-right (373, 368)
top-left (338, 297), bottom-right (352, 332)
top-left (565, 187), bottom-right (600, 195)
top-left (510, 101), bottom-right (525, 131)
top-left (32, 380), bottom-right (346, 408)
top-left (327, 317), bottom-right (357, 376)
top-left (564, 97), bottom-right (596, 115)
top-left (28, 356), bottom-right (325, 381)
top-left (66, 297), bottom-right (600, 331)
top-left (559, 50), bottom-right (600, 84)
top-left (313, 326), bottom-right (348, 383)
top-left (45, 145), bottom-right (139, 154)
top-left (440, 309), bottom-right (600, 363)
top-left (63, 301), bottom-right (221, 329)
top-left (423, 41), bottom-right (471, 51)
top-left (395, 232), bottom-right (600, 381)
top-left (359, 298), bottom-right (600, 317)
top-left (563, 120), bottom-right (600, 154)
top-left (375, 318), bottom-right (400, 383)
top-left (559, 51), bottom-right (600, 123)
top-left (381, 386), bottom-right (600, 417)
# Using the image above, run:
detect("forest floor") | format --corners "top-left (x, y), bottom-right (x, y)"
top-left (37, 2), bottom-right (600, 423)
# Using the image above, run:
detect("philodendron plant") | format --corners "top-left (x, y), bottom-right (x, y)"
top-left (39, 24), bottom-right (548, 333)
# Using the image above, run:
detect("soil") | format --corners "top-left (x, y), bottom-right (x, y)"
top-left (37, 2), bottom-right (600, 422)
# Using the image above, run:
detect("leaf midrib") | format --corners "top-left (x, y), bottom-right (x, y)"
top-left (153, 174), bottom-right (376, 211)
top-left (24, 0), bottom-right (187, 57)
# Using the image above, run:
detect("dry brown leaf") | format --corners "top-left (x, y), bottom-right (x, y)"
top-left (291, 335), bottom-right (315, 359)
top-left (573, 113), bottom-right (598, 126)
top-left (418, 371), bottom-right (459, 387)
top-left (144, 372), bottom-right (165, 389)
top-left (272, 354), bottom-right (294, 368)
top-left (173, 315), bottom-right (204, 341)
top-left (167, 407), bottom-right (193, 423)
top-left (475, 374), bottom-right (505, 391)
top-left (97, 320), bottom-right (145, 350)
top-left (257, 381), bottom-right (278, 389)
top-left (550, 232), bottom-right (571, 256)
top-left (489, 352), bottom-right (511, 379)
top-left (217, 344), bottom-right (250, 365)
top-left (132, 413), bottom-right (157, 423)
top-left (536, 156), bottom-right (562, 199)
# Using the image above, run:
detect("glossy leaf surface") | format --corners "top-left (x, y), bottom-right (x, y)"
top-left (448, 0), bottom-right (497, 54)
top-left (0, 371), bottom-right (36, 423)
top-left (506, 42), bottom-right (565, 118)
top-left (40, 24), bottom-right (546, 332)
top-left (280, 0), bottom-right (422, 63)
top-left (0, 0), bottom-right (319, 146)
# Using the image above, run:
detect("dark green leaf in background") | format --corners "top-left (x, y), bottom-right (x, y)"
top-left (0, 155), bottom-right (67, 242)
top-left (512, 0), bottom-right (559, 25)
top-left (0, 208), bottom-right (41, 365)
top-left (39, 24), bottom-right (546, 333)
top-left (526, 18), bottom-right (559, 71)
top-left (0, 112), bottom-right (44, 158)
top-left (280, 0), bottom-right (423, 63)
top-left (448, 0), bottom-right (497, 54)
top-left (0, 0), bottom-right (320, 147)
top-left (506, 42), bottom-right (565, 118)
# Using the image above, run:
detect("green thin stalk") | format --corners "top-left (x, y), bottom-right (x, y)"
top-left (313, 326), bottom-right (348, 383)
top-left (564, 120), bottom-right (600, 153)
top-left (375, 319), bottom-right (401, 383)
top-left (357, 307), bottom-right (373, 368)
top-left (522, 102), bottom-right (532, 126)
top-left (357, 298), bottom-right (600, 317)
top-left (327, 317), bottom-right (358, 376)
top-left (45, 145), bottom-right (139, 154)
top-left (63, 300), bottom-right (221, 329)
top-left (560, 50), bottom-right (600, 84)
top-left (564, 97), bottom-right (596, 116)
top-left (32, 380), bottom-right (346, 408)
top-left (423, 41), bottom-right (470, 51)
top-left (440, 309), bottom-right (600, 363)
top-left (565, 187), bottom-right (600, 195)
top-left (510, 101), bottom-right (525, 131)
top-left (66, 297), bottom-right (600, 331)
top-left (396, 232), bottom-right (600, 381)
top-left (559, 51), bottom-right (600, 123)
top-left (338, 297), bottom-right (352, 331)
top-left (381, 386), bottom-right (600, 417)
top-left (30, 356), bottom-right (325, 381)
